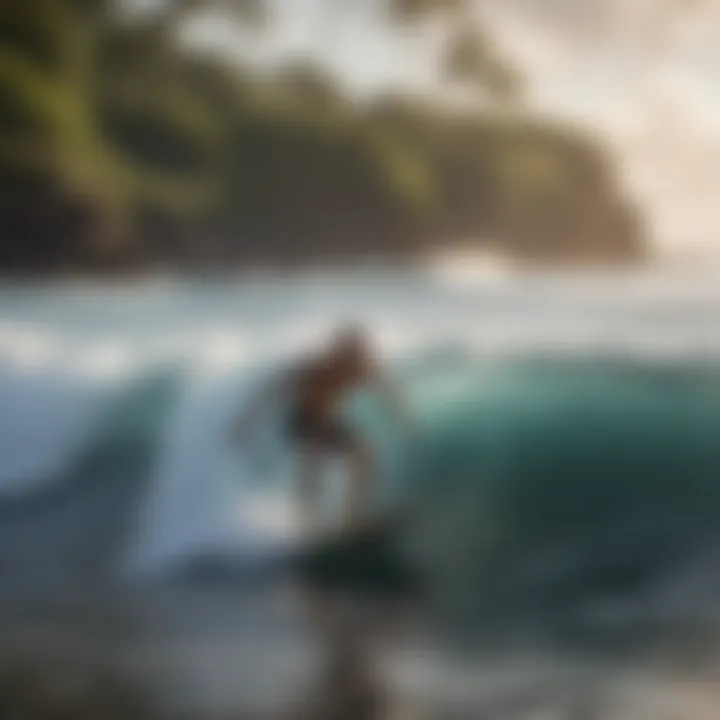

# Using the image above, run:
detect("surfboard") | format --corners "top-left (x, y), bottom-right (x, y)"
top-left (292, 515), bottom-right (424, 600)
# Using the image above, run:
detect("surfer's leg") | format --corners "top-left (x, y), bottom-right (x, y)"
top-left (346, 439), bottom-right (374, 529)
top-left (297, 449), bottom-right (323, 533)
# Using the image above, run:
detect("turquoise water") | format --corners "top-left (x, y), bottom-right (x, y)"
top-left (400, 359), bottom-right (720, 645)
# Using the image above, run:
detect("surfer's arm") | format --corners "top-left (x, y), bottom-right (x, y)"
top-left (373, 370), bottom-right (413, 427)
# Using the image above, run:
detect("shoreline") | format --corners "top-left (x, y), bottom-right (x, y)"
top-left (0, 253), bottom-right (654, 285)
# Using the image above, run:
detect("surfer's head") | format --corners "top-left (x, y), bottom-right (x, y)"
top-left (329, 324), bottom-right (372, 375)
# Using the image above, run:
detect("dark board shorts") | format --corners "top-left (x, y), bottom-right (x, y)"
top-left (286, 407), bottom-right (355, 452)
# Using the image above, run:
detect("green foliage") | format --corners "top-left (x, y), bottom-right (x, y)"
top-left (0, 0), bottom-right (645, 272)
top-left (444, 29), bottom-right (523, 100)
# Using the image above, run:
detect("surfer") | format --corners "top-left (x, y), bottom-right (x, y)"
top-left (233, 325), bottom-right (410, 534)
top-left (234, 326), bottom-right (422, 720)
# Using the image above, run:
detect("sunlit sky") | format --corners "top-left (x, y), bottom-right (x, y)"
top-left (188, 0), bottom-right (720, 258)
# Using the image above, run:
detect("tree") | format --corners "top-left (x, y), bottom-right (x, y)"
top-left (0, 0), bottom-right (646, 271)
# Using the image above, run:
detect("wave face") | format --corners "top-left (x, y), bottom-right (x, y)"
top-left (1, 271), bottom-right (720, 646)
top-left (401, 359), bottom-right (720, 645)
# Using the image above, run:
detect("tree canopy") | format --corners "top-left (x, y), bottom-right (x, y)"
top-left (0, 0), bottom-right (645, 272)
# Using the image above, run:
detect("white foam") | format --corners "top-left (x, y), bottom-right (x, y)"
top-left (124, 362), bottom-right (295, 575)
top-left (74, 341), bottom-right (138, 380)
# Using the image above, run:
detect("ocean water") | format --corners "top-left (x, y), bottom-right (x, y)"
top-left (2, 267), bottom-right (720, 714)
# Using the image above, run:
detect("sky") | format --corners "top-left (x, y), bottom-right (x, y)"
top-left (479, 0), bottom-right (720, 258)
top-left (187, 0), bottom-right (720, 258)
